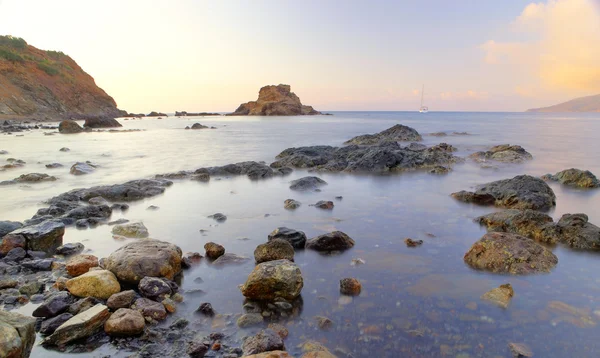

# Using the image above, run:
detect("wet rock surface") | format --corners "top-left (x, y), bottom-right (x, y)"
top-left (1, 173), bottom-right (57, 185)
top-left (241, 259), bottom-right (303, 301)
top-left (254, 239), bottom-right (295, 264)
top-left (230, 84), bottom-right (320, 116)
top-left (0, 310), bottom-right (36, 358)
top-left (58, 120), bottom-right (84, 134)
top-left (103, 308), bottom-right (145, 336)
top-left (289, 176), bottom-right (327, 191)
top-left (268, 227), bottom-right (307, 249)
top-left (242, 328), bottom-right (286, 356)
top-left (156, 161), bottom-right (291, 181)
top-left (83, 117), bottom-right (122, 128)
top-left (555, 213), bottom-right (600, 250)
top-left (66, 254), bottom-right (99, 277)
top-left (283, 199), bottom-right (301, 210)
top-left (542, 168), bottom-right (600, 188)
top-left (204, 242), bottom-right (225, 260)
top-left (4, 220), bottom-right (65, 254)
top-left (476, 209), bottom-right (558, 244)
top-left (70, 162), bottom-right (97, 175)
top-left (481, 283), bottom-right (514, 309)
top-left (111, 222), bottom-right (149, 239)
top-left (0, 220), bottom-right (22, 237)
top-left (470, 144), bottom-right (533, 164)
top-left (340, 278), bottom-right (362, 296)
top-left (305, 231), bottom-right (355, 252)
top-left (344, 124), bottom-right (423, 145)
top-left (66, 269), bottom-right (121, 299)
top-left (464, 232), bottom-right (558, 274)
top-left (44, 303), bottom-right (110, 346)
top-left (452, 175), bottom-right (556, 211)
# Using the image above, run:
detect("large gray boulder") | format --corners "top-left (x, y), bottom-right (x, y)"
top-left (3, 220), bottom-right (64, 254)
top-left (0, 311), bottom-right (36, 358)
top-left (0, 221), bottom-right (22, 238)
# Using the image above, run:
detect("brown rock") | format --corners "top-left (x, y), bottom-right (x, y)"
top-left (509, 342), bottom-right (533, 357)
top-left (131, 298), bottom-right (167, 321)
top-left (0, 234), bottom-right (26, 256)
top-left (340, 278), bottom-right (361, 296)
top-left (107, 290), bottom-right (136, 310)
top-left (204, 242), bottom-right (225, 260)
top-left (246, 351), bottom-right (292, 358)
top-left (404, 238), bottom-right (423, 247)
top-left (58, 120), bottom-right (83, 134)
top-left (229, 84), bottom-right (320, 116)
top-left (66, 269), bottom-right (121, 299)
top-left (254, 239), bottom-right (295, 264)
top-left (481, 283), bottom-right (514, 308)
top-left (66, 254), bottom-right (98, 277)
top-left (104, 308), bottom-right (145, 336)
top-left (241, 259), bottom-right (303, 301)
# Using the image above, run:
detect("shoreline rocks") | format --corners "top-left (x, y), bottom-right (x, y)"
top-left (83, 117), bottom-right (122, 128)
top-left (0, 310), bottom-right (36, 358)
top-left (470, 145), bottom-right (533, 164)
top-left (254, 239), bottom-right (295, 264)
top-left (44, 304), bottom-right (110, 346)
top-left (58, 120), bottom-right (84, 134)
top-left (344, 124), bottom-right (422, 145)
top-left (542, 168), bottom-right (600, 188)
top-left (289, 176), bottom-right (327, 191)
top-left (305, 231), bottom-right (355, 252)
top-left (66, 269), bottom-right (121, 299)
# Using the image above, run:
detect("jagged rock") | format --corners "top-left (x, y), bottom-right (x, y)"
top-left (58, 120), bottom-right (83, 134)
top-left (0, 310), bottom-right (36, 358)
top-left (39, 313), bottom-right (73, 335)
top-left (83, 117), bottom-right (122, 128)
top-left (204, 242), bottom-right (225, 259)
top-left (542, 168), bottom-right (600, 188)
top-left (55, 242), bottom-right (84, 256)
top-left (345, 124), bottom-right (422, 145)
top-left (289, 176), bottom-right (327, 191)
top-left (452, 175), bottom-right (556, 211)
top-left (196, 302), bottom-right (215, 317)
top-left (283, 199), bottom-right (301, 210)
top-left (242, 329), bottom-right (286, 356)
top-left (0, 220), bottom-right (22, 237)
top-left (4, 220), bottom-right (64, 254)
top-left (111, 222), bottom-right (149, 239)
top-left (508, 342), bottom-right (533, 357)
top-left (208, 213), bottom-right (227, 222)
top-left (44, 304), bottom-right (110, 346)
top-left (305, 231), bottom-right (355, 251)
top-left (21, 258), bottom-right (54, 271)
top-left (32, 291), bottom-right (73, 318)
top-left (254, 239), bottom-right (295, 264)
top-left (68, 297), bottom-right (100, 315)
top-left (104, 308), bottom-right (145, 336)
top-left (107, 290), bottom-right (137, 310)
top-left (3, 247), bottom-right (26, 262)
top-left (555, 213), bottom-right (600, 249)
top-left (340, 278), bottom-right (361, 296)
top-left (481, 283), bottom-right (514, 308)
top-left (70, 162), bottom-right (96, 175)
top-left (230, 84), bottom-right (320, 116)
top-left (464, 232), bottom-right (558, 274)
top-left (66, 254), bottom-right (98, 277)
top-left (241, 259), bottom-right (303, 301)
top-left (272, 142), bottom-right (459, 173)
top-left (470, 145), bottom-right (533, 163)
top-left (476, 209), bottom-right (558, 244)
top-left (103, 239), bottom-right (182, 284)
top-left (66, 269), bottom-right (121, 299)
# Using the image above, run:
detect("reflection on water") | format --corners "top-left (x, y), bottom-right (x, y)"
top-left (2, 112), bottom-right (600, 357)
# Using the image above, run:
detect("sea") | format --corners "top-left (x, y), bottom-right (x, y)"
top-left (2, 111), bottom-right (600, 357)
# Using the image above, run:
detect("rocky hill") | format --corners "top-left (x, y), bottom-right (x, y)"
top-left (0, 35), bottom-right (126, 120)
top-left (229, 84), bottom-right (320, 116)
top-left (527, 94), bottom-right (600, 113)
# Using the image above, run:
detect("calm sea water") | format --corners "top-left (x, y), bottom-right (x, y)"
top-left (2, 112), bottom-right (600, 357)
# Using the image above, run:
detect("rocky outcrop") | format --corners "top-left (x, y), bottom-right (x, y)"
top-left (229, 84), bottom-right (320, 116)
top-left (542, 168), bottom-right (600, 188)
top-left (58, 120), bottom-right (84, 134)
top-left (103, 239), bottom-right (183, 284)
top-left (147, 111), bottom-right (167, 117)
top-left (452, 175), bottom-right (556, 211)
top-left (83, 117), bottom-right (122, 128)
top-left (0, 310), bottom-right (36, 358)
top-left (175, 111), bottom-right (220, 116)
top-left (476, 209), bottom-right (558, 244)
top-left (464, 232), bottom-right (558, 274)
top-left (241, 259), bottom-right (303, 300)
top-left (344, 124), bottom-right (422, 145)
top-left (272, 142), bottom-right (459, 173)
top-left (0, 36), bottom-right (126, 120)
top-left (156, 161), bottom-right (291, 181)
top-left (470, 145), bottom-right (533, 163)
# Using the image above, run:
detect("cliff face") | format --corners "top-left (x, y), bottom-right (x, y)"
top-left (527, 94), bottom-right (600, 113)
top-left (230, 84), bottom-right (320, 116)
top-left (0, 36), bottom-right (126, 119)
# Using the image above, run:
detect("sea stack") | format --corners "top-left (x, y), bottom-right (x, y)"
top-left (229, 84), bottom-right (321, 116)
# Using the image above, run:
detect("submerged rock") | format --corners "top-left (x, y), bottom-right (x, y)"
top-left (289, 176), bottom-right (327, 191)
top-left (70, 162), bottom-right (96, 175)
top-left (464, 232), bottom-right (558, 275)
top-left (45, 163), bottom-right (64, 169)
top-left (268, 227), bottom-right (307, 249)
top-left (237, 313), bottom-right (264, 328)
top-left (111, 222), bottom-right (149, 239)
top-left (66, 269), bottom-right (121, 299)
top-left (58, 120), bottom-right (83, 134)
top-left (254, 239), bottom-right (295, 264)
top-left (470, 144), bottom-right (533, 164)
top-left (0, 310), bottom-right (36, 358)
top-left (283, 199), bottom-right (301, 210)
top-left (481, 283), bottom-right (514, 308)
top-left (241, 259), bottom-right (303, 301)
top-left (44, 303), bottom-right (110, 346)
top-left (2, 173), bottom-right (57, 185)
top-left (452, 175), bottom-right (556, 211)
top-left (212, 253), bottom-right (250, 266)
top-left (508, 342), bottom-right (533, 357)
top-left (242, 328), bottom-right (286, 356)
top-left (340, 278), bottom-right (362, 296)
top-left (344, 124), bottom-right (422, 145)
top-left (191, 123), bottom-right (208, 129)
top-left (103, 239), bottom-right (183, 285)
top-left (313, 200), bottom-right (334, 210)
top-left (542, 168), bottom-right (600, 188)
top-left (208, 213), bottom-right (227, 222)
top-left (305, 231), bottom-right (355, 251)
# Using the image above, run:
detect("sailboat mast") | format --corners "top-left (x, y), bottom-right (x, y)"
top-left (420, 84), bottom-right (424, 107)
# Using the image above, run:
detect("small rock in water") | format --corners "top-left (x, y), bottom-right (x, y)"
top-left (289, 176), bottom-right (327, 191)
top-left (108, 218), bottom-right (129, 226)
top-left (284, 199), bottom-right (301, 210)
top-left (340, 277), bottom-right (362, 296)
top-left (197, 302), bottom-right (215, 317)
top-left (315, 316), bottom-right (334, 331)
top-left (204, 242), bottom-right (225, 259)
top-left (70, 162), bottom-right (97, 175)
top-left (111, 222), bottom-right (149, 239)
top-left (351, 258), bottom-right (366, 266)
top-left (335, 196), bottom-right (343, 200)
top-left (208, 213), bottom-right (227, 222)
top-left (45, 163), bottom-right (63, 169)
top-left (313, 200), bottom-right (334, 210)
top-left (146, 205), bottom-right (159, 211)
top-left (104, 308), bottom-right (145, 336)
top-left (508, 342), bottom-right (533, 357)
top-left (481, 283), bottom-right (514, 309)
top-left (404, 238), bottom-right (423, 247)
top-left (59, 147), bottom-right (70, 152)
top-left (237, 313), bottom-right (264, 328)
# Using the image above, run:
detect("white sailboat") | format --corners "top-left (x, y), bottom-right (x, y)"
top-left (419, 84), bottom-right (429, 113)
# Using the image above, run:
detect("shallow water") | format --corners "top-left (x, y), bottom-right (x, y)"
top-left (2, 111), bottom-right (600, 357)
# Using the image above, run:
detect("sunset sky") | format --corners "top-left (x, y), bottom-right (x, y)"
top-left (0, 0), bottom-right (599, 113)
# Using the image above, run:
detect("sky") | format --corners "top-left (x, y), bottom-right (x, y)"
top-left (0, 0), bottom-right (599, 112)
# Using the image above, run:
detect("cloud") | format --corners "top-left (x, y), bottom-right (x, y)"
top-left (481, 0), bottom-right (600, 94)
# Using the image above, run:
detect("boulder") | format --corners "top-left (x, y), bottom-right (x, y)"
top-left (55, 242), bottom-right (84, 256)
top-left (464, 232), bottom-right (558, 274)
top-left (131, 298), bottom-right (167, 321)
top-left (68, 297), bottom-right (100, 315)
top-left (208, 213), bottom-right (227, 222)
top-left (204, 242), bottom-right (225, 259)
top-left (481, 283), bottom-right (514, 309)
top-left (340, 278), bottom-right (362, 296)
top-left (0, 221), bottom-right (22, 238)
top-left (138, 277), bottom-right (173, 300)
top-left (268, 227), bottom-right (307, 249)
top-left (0, 311), bottom-right (36, 358)
top-left (344, 124), bottom-right (422, 145)
top-left (289, 176), bottom-right (327, 191)
top-left (555, 213), bottom-right (600, 250)
top-left (107, 290), bottom-right (137, 310)
top-left (103, 239), bottom-right (182, 284)
top-left (242, 329), bottom-right (286, 356)
top-left (32, 291), bottom-right (73, 318)
top-left (104, 308), bottom-right (145, 336)
top-left (476, 209), bottom-right (558, 244)
top-left (451, 175), bottom-right (556, 211)
top-left (241, 259), bottom-right (303, 301)
top-left (283, 199), bottom-right (301, 210)
top-left (18, 281), bottom-right (43, 296)
top-left (191, 123), bottom-right (208, 129)
top-left (83, 117), bottom-right (122, 128)
top-left (229, 84), bottom-right (320, 116)
top-left (237, 313), bottom-right (264, 328)
top-left (0, 234), bottom-right (26, 256)
top-left (13, 173), bottom-right (57, 184)
top-left (66, 269), bottom-right (121, 299)
top-left (254, 239), bottom-right (295, 264)
top-left (39, 313), bottom-right (73, 335)
top-left (58, 120), bottom-right (84, 134)
top-left (305, 231), bottom-right (355, 251)
top-left (64, 204), bottom-right (111, 220)
top-left (70, 162), bottom-right (96, 175)
top-left (313, 200), bottom-right (334, 210)
top-left (470, 145), bottom-right (533, 163)
top-left (111, 222), bottom-right (149, 239)
top-left (66, 254), bottom-right (98, 277)
top-left (44, 304), bottom-right (110, 346)
top-left (542, 168), bottom-right (600, 188)
top-left (3, 247), bottom-right (26, 262)
top-left (5, 220), bottom-right (64, 254)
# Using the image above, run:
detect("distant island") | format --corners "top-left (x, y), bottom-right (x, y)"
top-left (229, 84), bottom-right (321, 116)
top-left (527, 94), bottom-right (600, 113)
top-left (0, 35), bottom-right (125, 120)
